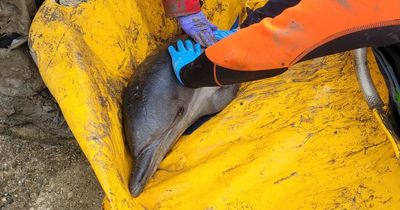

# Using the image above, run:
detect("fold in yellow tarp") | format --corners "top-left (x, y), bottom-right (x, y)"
top-left (29, 0), bottom-right (400, 209)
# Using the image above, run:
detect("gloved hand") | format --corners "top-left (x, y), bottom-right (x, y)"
top-left (177, 11), bottom-right (218, 47)
top-left (168, 40), bottom-right (202, 84)
top-left (213, 29), bottom-right (238, 41)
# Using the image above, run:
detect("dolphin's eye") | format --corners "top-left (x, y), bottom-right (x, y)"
top-left (177, 107), bottom-right (185, 116)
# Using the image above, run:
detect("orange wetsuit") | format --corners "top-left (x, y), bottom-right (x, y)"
top-left (180, 0), bottom-right (400, 88)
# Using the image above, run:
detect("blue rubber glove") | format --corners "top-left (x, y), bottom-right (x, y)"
top-left (168, 40), bottom-right (202, 84)
top-left (213, 29), bottom-right (238, 41)
top-left (177, 11), bottom-right (218, 47)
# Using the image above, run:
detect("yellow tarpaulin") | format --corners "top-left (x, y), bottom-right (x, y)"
top-left (29, 0), bottom-right (400, 209)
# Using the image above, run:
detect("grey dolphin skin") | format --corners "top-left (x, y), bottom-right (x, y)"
top-left (123, 36), bottom-right (239, 197)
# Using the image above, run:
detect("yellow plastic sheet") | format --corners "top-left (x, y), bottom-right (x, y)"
top-left (29, 0), bottom-right (400, 209)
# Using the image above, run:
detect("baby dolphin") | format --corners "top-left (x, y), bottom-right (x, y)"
top-left (123, 37), bottom-right (239, 197)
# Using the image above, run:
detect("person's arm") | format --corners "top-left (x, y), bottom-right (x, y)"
top-left (170, 0), bottom-right (400, 88)
top-left (162, 0), bottom-right (217, 46)
top-left (241, 0), bottom-right (300, 28)
top-left (162, 0), bottom-right (201, 17)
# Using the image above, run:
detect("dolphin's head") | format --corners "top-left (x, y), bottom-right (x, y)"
top-left (123, 49), bottom-right (198, 197)
top-left (123, 42), bottom-right (239, 197)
